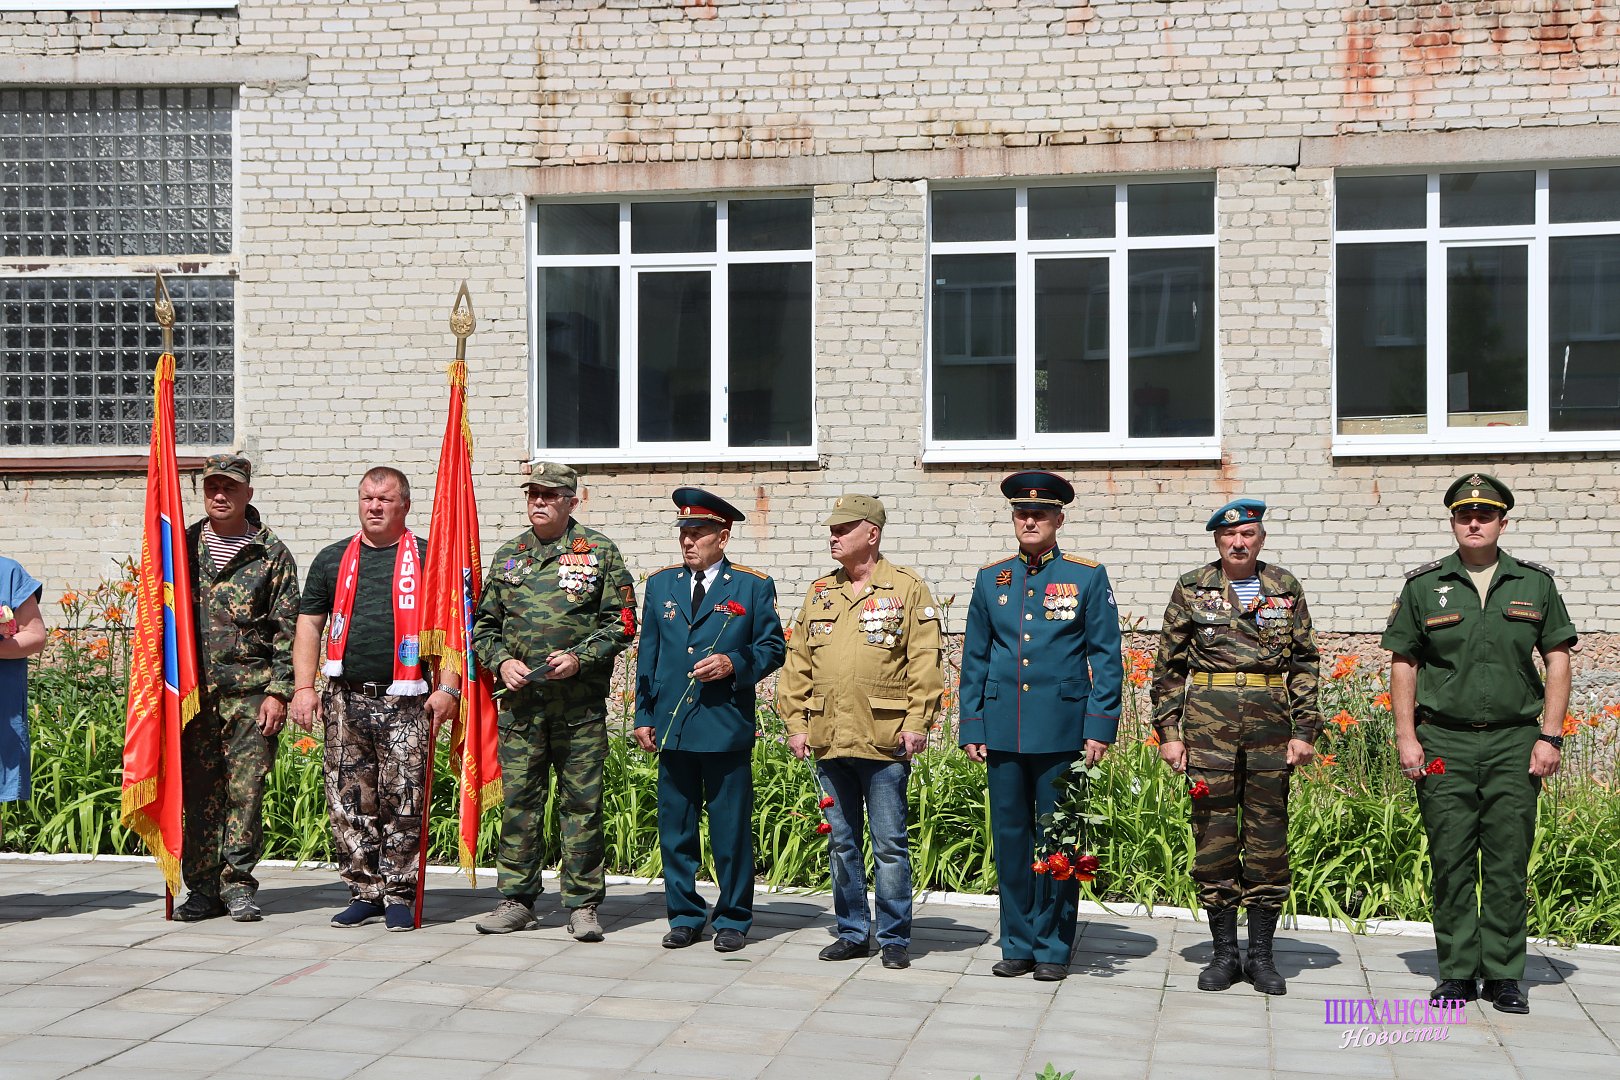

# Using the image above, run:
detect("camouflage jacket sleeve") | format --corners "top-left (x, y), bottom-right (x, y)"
top-left (1285, 576), bottom-right (1322, 742)
top-left (472, 554), bottom-right (513, 674)
top-left (575, 534), bottom-right (635, 678)
top-left (1151, 577), bottom-right (1194, 743)
top-left (265, 538), bottom-right (301, 700)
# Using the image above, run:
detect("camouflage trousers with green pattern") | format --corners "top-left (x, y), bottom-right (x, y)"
top-left (182, 692), bottom-right (276, 902)
top-left (322, 687), bottom-right (431, 906)
top-left (1183, 685), bottom-right (1293, 912)
top-left (495, 700), bottom-right (608, 909)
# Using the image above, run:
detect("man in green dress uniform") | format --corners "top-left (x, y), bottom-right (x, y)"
top-left (1382, 473), bottom-right (1575, 1014)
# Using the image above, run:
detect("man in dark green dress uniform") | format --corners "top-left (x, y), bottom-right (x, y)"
top-left (1382, 473), bottom-right (1574, 1014)
top-left (1152, 497), bottom-right (1320, 996)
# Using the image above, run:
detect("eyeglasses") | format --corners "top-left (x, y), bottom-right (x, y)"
top-left (526, 488), bottom-right (573, 504)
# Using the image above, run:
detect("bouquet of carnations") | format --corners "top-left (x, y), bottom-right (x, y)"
top-left (1030, 758), bottom-right (1105, 883)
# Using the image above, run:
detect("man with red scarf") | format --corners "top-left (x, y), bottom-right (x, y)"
top-left (291, 467), bottom-right (460, 931)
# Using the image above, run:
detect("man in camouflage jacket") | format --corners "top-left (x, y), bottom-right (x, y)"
top-left (177, 454), bottom-right (300, 923)
top-left (1152, 498), bottom-right (1319, 995)
top-left (472, 462), bottom-right (636, 941)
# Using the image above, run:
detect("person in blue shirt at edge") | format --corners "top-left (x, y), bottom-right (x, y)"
top-left (633, 487), bottom-right (785, 954)
top-left (958, 471), bottom-right (1124, 982)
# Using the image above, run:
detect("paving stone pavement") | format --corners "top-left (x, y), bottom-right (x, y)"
top-left (1, 859), bottom-right (1616, 1080)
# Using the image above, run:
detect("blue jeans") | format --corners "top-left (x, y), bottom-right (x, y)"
top-left (817, 757), bottom-right (912, 948)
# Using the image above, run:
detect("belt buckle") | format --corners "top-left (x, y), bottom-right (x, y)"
top-left (1234, 672), bottom-right (1247, 688)
top-left (1469, 722), bottom-right (1489, 730)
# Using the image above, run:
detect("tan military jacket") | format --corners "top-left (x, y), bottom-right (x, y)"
top-left (778, 557), bottom-right (944, 762)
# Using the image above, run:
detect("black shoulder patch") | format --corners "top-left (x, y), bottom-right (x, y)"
top-left (1519, 559), bottom-right (1556, 578)
top-left (1404, 560), bottom-right (1443, 580)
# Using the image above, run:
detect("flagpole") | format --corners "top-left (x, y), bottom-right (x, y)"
top-left (414, 282), bottom-right (477, 929)
top-left (156, 273), bottom-right (176, 924)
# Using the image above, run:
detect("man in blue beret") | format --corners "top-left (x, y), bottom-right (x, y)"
top-left (958, 471), bottom-right (1124, 981)
top-left (1151, 497), bottom-right (1320, 995)
top-left (633, 488), bottom-right (785, 952)
top-left (1382, 473), bottom-right (1574, 1014)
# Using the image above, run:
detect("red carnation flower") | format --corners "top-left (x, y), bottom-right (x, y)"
top-left (1045, 852), bottom-right (1072, 878)
top-left (818, 795), bottom-right (835, 810)
top-left (1427, 758), bottom-right (1446, 775)
top-left (1031, 859), bottom-right (1049, 875)
top-left (725, 600), bottom-right (747, 616)
top-left (619, 606), bottom-right (636, 637)
top-left (1075, 854), bottom-right (1100, 874)
top-left (816, 822), bottom-right (832, 835)
top-left (1189, 780), bottom-right (1210, 800)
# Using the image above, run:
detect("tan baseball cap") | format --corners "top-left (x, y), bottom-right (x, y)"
top-left (823, 493), bottom-right (886, 528)
top-left (200, 452), bottom-right (251, 484)
top-left (522, 461), bottom-right (579, 491)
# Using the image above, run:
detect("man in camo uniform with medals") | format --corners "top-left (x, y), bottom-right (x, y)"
top-left (472, 462), bottom-right (636, 940)
top-left (1152, 497), bottom-right (1320, 996)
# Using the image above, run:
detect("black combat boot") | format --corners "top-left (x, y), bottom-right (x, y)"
top-left (1197, 907), bottom-right (1243, 992)
top-left (1243, 906), bottom-right (1287, 996)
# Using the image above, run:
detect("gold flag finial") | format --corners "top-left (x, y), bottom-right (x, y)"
top-left (153, 272), bottom-right (176, 353)
top-left (450, 281), bottom-right (475, 361)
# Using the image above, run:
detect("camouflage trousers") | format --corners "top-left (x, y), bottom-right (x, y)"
top-left (181, 691), bottom-right (276, 901)
top-left (322, 687), bottom-right (431, 906)
top-left (495, 702), bottom-right (607, 909)
top-left (1184, 685), bottom-right (1292, 912)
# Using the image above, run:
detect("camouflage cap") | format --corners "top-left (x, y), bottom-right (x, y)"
top-left (522, 461), bottom-right (579, 492)
top-left (200, 452), bottom-right (251, 484)
top-left (823, 493), bottom-right (886, 528)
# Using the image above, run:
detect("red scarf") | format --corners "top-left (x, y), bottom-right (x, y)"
top-left (322, 530), bottom-right (428, 696)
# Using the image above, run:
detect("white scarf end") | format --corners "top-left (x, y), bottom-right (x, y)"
top-left (389, 679), bottom-right (430, 697)
top-left (322, 660), bottom-right (343, 677)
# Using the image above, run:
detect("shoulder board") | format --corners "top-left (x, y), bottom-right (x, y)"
top-left (980, 555), bottom-right (1017, 570)
top-left (726, 563), bottom-right (769, 580)
top-left (1063, 554), bottom-right (1099, 568)
top-left (1178, 567), bottom-right (1208, 587)
top-left (1519, 559), bottom-right (1555, 578)
top-left (1404, 559), bottom-right (1444, 580)
top-left (647, 563), bottom-right (683, 578)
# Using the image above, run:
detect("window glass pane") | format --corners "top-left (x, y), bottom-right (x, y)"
top-left (1549, 236), bottom-right (1620, 432)
top-left (1035, 257), bottom-right (1108, 433)
top-left (931, 254), bottom-right (1015, 440)
top-left (1127, 249), bottom-right (1213, 437)
top-left (637, 271), bottom-right (711, 441)
top-left (0, 275), bottom-right (233, 448)
top-left (1550, 167), bottom-right (1620, 225)
top-left (1127, 182), bottom-right (1213, 237)
top-left (1335, 243), bottom-right (1427, 434)
top-left (540, 267), bottom-right (619, 449)
top-left (0, 86), bottom-right (234, 259)
top-left (537, 203), bottom-right (618, 256)
top-left (631, 201), bottom-right (715, 254)
top-left (729, 198), bottom-right (812, 251)
top-left (1028, 185), bottom-right (1114, 241)
top-left (931, 188), bottom-right (1014, 243)
top-left (1336, 174), bottom-right (1426, 231)
top-left (1447, 245), bottom-right (1528, 426)
top-left (1439, 171), bottom-right (1534, 228)
top-left (728, 263), bottom-right (812, 447)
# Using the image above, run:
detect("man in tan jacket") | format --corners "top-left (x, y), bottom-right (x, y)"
top-left (778, 494), bottom-right (944, 970)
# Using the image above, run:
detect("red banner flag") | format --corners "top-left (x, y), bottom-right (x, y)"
top-left (120, 350), bottom-right (201, 894)
top-left (421, 357), bottom-right (502, 884)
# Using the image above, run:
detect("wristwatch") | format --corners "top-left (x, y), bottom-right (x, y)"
top-left (1536, 732), bottom-right (1564, 750)
top-left (436, 684), bottom-right (462, 700)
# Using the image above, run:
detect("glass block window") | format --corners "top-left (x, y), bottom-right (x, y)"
top-left (0, 87), bottom-right (236, 452)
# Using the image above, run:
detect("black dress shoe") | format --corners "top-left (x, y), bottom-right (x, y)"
top-left (713, 928), bottom-right (746, 953)
top-left (880, 945), bottom-right (910, 969)
top-left (661, 925), bottom-right (700, 949)
top-left (1033, 962), bottom-right (1069, 982)
top-left (818, 938), bottom-right (870, 961)
top-left (992, 958), bottom-right (1037, 978)
top-left (1430, 978), bottom-right (1479, 1003)
top-left (1482, 979), bottom-right (1529, 1014)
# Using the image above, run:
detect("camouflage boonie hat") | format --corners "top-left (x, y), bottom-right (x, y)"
top-left (522, 461), bottom-right (579, 492)
top-left (824, 493), bottom-right (886, 528)
top-left (200, 453), bottom-right (251, 484)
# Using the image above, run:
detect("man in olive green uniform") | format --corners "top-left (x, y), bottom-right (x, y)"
top-left (177, 453), bottom-right (300, 923)
top-left (472, 463), bottom-right (636, 940)
top-left (1153, 497), bottom-right (1319, 996)
top-left (778, 494), bottom-right (944, 971)
top-left (1382, 473), bottom-right (1574, 1014)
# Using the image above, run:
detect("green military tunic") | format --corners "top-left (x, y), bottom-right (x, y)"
top-left (473, 519), bottom-right (636, 909)
top-left (1152, 560), bottom-right (1320, 911)
top-left (1381, 550), bottom-right (1576, 981)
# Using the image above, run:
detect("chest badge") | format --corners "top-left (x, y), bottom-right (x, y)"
top-left (663, 600), bottom-right (678, 621)
top-left (995, 569), bottom-right (1013, 588)
top-left (1434, 585), bottom-right (1452, 608)
top-left (997, 593), bottom-right (1008, 606)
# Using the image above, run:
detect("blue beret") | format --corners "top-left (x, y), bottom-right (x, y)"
top-left (672, 487), bottom-right (744, 526)
top-left (1206, 498), bottom-right (1266, 531)
top-left (1001, 470), bottom-right (1074, 509)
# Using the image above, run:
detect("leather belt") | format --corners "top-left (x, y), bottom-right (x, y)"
top-left (1191, 671), bottom-right (1286, 689)
top-left (331, 679), bottom-right (393, 699)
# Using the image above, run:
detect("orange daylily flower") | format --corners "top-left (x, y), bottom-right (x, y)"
top-left (86, 638), bottom-right (109, 660)
top-left (293, 736), bottom-right (318, 754)
top-left (1373, 692), bottom-right (1392, 710)
top-left (1144, 730), bottom-right (1161, 747)
top-left (1330, 655), bottom-right (1360, 680)
top-left (102, 605), bottom-right (127, 624)
top-left (1330, 710), bottom-right (1358, 732)
top-left (1562, 713), bottom-right (1580, 737)
top-left (59, 590), bottom-right (80, 606)
top-left (1317, 753), bottom-right (1338, 767)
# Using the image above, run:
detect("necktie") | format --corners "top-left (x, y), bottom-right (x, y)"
top-left (691, 575), bottom-right (706, 618)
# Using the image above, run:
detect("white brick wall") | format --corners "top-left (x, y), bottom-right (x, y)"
top-left (3, 0), bottom-right (1620, 644)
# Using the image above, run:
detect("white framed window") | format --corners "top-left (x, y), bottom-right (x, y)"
top-left (1, 87), bottom-right (237, 454)
top-left (528, 196), bottom-right (815, 463)
top-left (924, 180), bottom-right (1219, 463)
top-left (1333, 165), bottom-right (1620, 455)
top-left (0, 3), bottom-right (237, 9)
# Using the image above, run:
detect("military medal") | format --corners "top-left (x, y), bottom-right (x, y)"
top-left (1044, 583), bottom-right (1077, 621)
top-left (663, 600), bottom-right (678, 621)
top-left (557, 551), bottom-right (600, 600)
top-left (1434, 585), bottom-right (1452, 608)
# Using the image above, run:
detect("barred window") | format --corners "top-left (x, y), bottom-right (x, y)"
top-left (0, 87), bottom-right (236, 451)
